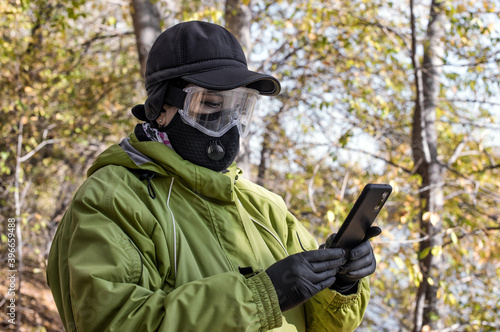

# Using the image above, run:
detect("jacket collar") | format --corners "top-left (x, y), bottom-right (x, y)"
top-left (87, 133), bottom-right (239, 203)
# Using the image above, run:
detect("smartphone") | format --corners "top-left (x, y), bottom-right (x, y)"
top-left (327, 183), bottom-right (392, 250)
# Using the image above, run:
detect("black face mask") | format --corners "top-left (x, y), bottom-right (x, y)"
top-left (162, 112), bottom-right (240, 172)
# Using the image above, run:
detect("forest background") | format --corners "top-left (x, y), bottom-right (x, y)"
top-left (0, 0), bottom-right (499, 331)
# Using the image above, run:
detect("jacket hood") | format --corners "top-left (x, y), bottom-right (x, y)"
top-left (87, 133), bottom-right (240, 202)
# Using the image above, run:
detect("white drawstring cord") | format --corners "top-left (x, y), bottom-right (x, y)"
top-left (166, 178), bottom-right (177, 277)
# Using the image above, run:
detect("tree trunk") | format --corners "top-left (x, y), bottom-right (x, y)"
top-left (130, 0), bottom-right (162, 79)
top-left (14, 120), bottom-right (25, 332)
top-left (256, 100), bottom-right (290, 185)
top-left (225, 0), bottom-right (252, 59)
top-left (225, 0), bottom-right (254, 178)
top-left (410, 0), bottom-right (446, 331)
top-left (257, 122), bottom-right (273, 186)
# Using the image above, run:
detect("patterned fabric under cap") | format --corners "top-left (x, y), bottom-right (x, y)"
top-left (141, 123), bottom-right (173, 149)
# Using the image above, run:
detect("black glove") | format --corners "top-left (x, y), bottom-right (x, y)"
top-left (329, 226), bottom-right (381, 294)
top-left (266, 249), bottom-right (346, 312)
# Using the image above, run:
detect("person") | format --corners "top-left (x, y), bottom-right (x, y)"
top-left (47, 21), bottom-right (381, 332)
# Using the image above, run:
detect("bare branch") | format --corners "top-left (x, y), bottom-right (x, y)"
top-left (443, 161), bottom-right (500, 180)
top-left (437, 50), bottom-right (500, 68)
top-left (19, 139), bottom-right (60, 163)
top-left (82, 31), bottom-right (134, 50)
top-left (380, 224), bottom-right (499, 249)
top-left (441, 98), bottom-right (500, 107)
top-left (447, 138), bottom-right (468, 166)
top-left (337, 145), bottom-right (413, 174)
top-left (339, 171), bottom-right (349, 201)
top-left (19, 178), bottom-right (32, 211)
top-left (255, 40), bottom-right (293, 72)
top-left (308, 157), bottom-right (327, 214)
top-left (354, 16), bottom-right (410, 49)
top-left (440, 321), bottom-right (499, 332)
top-left (442, 227), bottom-right (500, 248)
top-left (379, 234), bottom-right (431, 246)
top-left (471, 163), bottom-right (500, 174)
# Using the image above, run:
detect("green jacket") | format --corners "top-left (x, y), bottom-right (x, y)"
top-left (47, 133), bottom-right (370, 332)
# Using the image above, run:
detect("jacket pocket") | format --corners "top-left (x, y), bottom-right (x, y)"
top-left (123, 237), bottom-right (144, 284)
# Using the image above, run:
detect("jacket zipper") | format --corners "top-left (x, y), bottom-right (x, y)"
top-left (248, 216), bottom-right (289, 257)
top-left (237, 199), bottom-right (289, 256)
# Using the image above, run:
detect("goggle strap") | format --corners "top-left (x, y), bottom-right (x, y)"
top-left (164, 85), bottom-right (187, 110)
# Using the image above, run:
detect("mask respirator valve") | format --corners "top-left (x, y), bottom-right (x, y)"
top-left (207, 140), bottom-right (225, 161)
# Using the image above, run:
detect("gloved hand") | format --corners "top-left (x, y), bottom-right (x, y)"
top-left (329, 226), bottom-right (381, 294)
top-left (265, 249), bottom-right (346, 312)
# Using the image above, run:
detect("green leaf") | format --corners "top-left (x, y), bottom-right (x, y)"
top-left (419, 247), bottom-right (431, 259)
top-left (450, 230), bottom-right (458, 246)
top-left (394, 256), bottom-right (405, 270)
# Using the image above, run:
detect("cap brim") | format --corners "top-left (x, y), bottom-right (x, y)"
top-left (131, 104), bottom-right (148, 121)
top-left (182, 67), bottom-right (281, 96)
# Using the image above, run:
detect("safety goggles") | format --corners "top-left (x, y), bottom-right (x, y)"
top-left (179, 86), bottom-right (259, 137)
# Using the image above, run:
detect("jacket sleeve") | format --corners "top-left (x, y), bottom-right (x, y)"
top-left (58, 171), bottom-right (283, 332)
top-left (285, 211), bottom-right (370, 332)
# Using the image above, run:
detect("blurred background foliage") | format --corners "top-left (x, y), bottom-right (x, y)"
top-left (1, 0), bottom-right (499, 331)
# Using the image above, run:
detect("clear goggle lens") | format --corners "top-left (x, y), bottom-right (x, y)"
top-left (179, 86), bottom-right (259, 137)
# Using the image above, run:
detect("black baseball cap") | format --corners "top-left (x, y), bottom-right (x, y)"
top-left (145, 21), bottom-right (281, 96)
